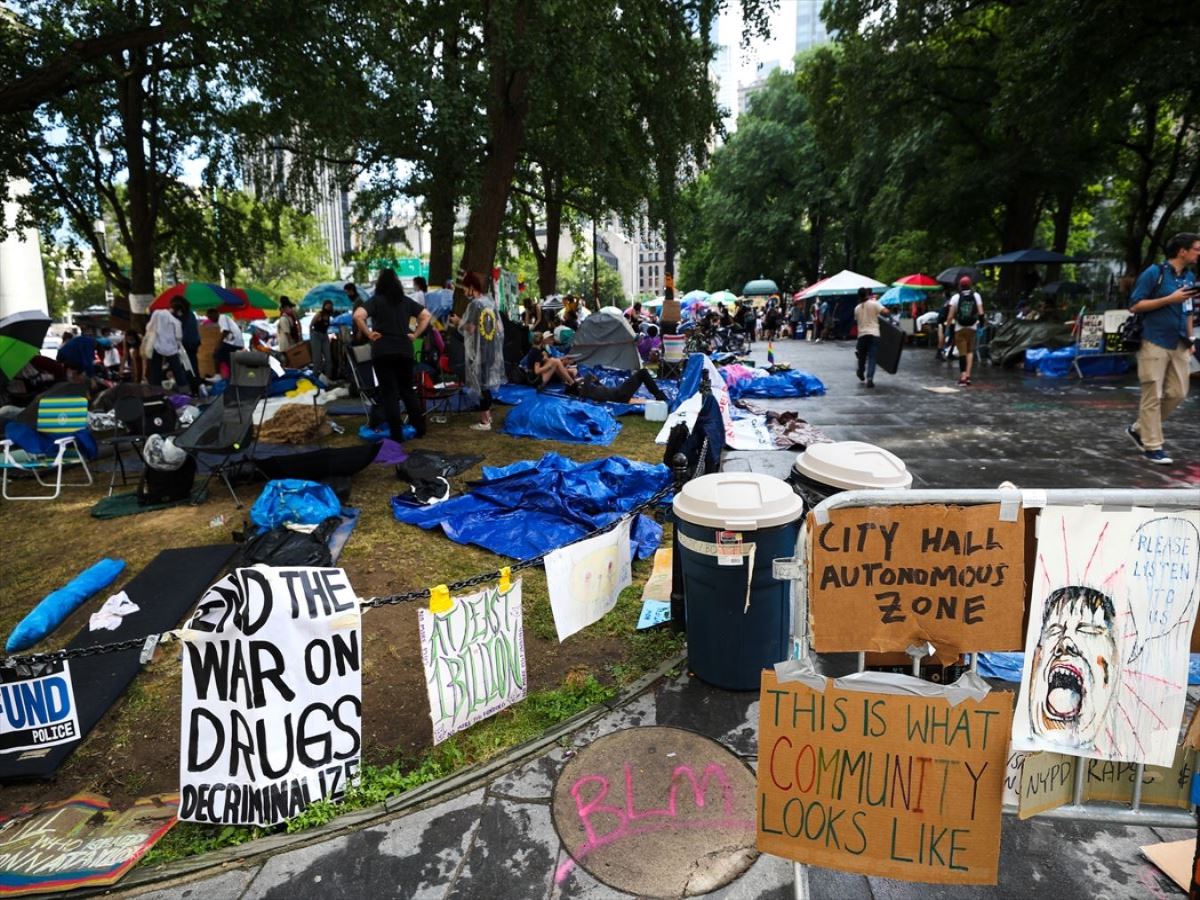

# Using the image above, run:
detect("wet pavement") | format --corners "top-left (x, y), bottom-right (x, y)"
top-left (116, 337), bottom-right (1197, 899)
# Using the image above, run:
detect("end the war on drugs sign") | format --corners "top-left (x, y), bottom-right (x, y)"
top-left (179, 567), bottom-right (362, 827)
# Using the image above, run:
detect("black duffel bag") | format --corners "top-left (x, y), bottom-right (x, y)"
top-left (137, 455), bottom-right (196, 505)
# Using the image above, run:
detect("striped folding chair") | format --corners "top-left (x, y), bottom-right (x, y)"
top-left (0, 395), bottom-right (94, 500)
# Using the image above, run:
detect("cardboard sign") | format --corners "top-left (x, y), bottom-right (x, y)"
top-left (179, 567), bottom-right (362, 826)
top-left (0, 793), bottom-right (177, 896)
top-left (0, 662), bottom-right (80, 755)
top-left (418, 581), bottom-right (527, 744)
top-left (1012, 507), bottom-right (1200, 766)
top-left (1016, 744), bottom-right (1193, 819)
top-left (757, 671), bottom-right (1014, 884)
top-left (1077, 314), bottom-right (1104, 352)
top-left (545, 519), bottom-right (632, 642)
top-left (808, 505), bottom-right (1026, 653)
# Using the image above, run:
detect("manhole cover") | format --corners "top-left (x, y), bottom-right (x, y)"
top-left (551, 726), bottom-right (758, 897)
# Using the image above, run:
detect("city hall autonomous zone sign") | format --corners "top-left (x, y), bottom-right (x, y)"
top-left (808, 504), bottom-right (1026, 653)
top-left (757, 671), bottom-right (1013, 885)
top-left (552, 727), bottom-right (758, 897)
top-left (179, 567), bottom-right (362, 827)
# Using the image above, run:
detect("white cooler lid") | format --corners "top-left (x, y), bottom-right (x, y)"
top-left (792, 441), bottom-right (912, 491)
top-left (673, 472), bottom-right (804, 530)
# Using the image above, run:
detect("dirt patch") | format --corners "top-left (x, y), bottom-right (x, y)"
top-left (0, 406), bottom-right (673, 812)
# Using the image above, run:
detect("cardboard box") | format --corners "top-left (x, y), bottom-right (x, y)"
top-left (284, 341), bottom-right (311, 369)
top-left (660, 300), bottom-right (681, 323)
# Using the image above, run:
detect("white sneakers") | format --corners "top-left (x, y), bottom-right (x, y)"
top-left (470, 422), bottom-right (492, 431)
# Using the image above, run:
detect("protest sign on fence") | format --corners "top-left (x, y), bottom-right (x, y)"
top-left (0, 793), bottom-right (178, 896)
top-left (179, 567), bottom-right (362, 826)
top-left (0, 661), bottom-right (80, 755)
top-left (757, 670), bottom-right (1014, 885)
top-left (418, 580), bottom-right (526, 744)
top-left (1013, 507), bottom-right (1200, 767)
top-left (545, 519), bottom-right (632, 642)
top-left (808, 504), bottom-right (1026, 653)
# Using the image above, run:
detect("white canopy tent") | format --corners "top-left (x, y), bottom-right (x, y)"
top-left (796, 269), bottom-right (886, 299)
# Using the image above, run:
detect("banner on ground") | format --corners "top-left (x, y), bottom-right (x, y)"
top-left (757, 670), bottom-right (1013, 885)
top-left (0, 792), bottom-right (178, 896)
top-left (179, 566), bottom-right (362, 826)
top-left (1012, 507), bottom-right (1200, 767)
top-left (545, 519), bottom-right (632, 642)
top-left (0, 661), bottom-right (80, 755)
top-left (418, 580), bottom-right (527, 744)
top-left (808, 504), bottom-right (1026, 654)
top-left (654, 355), bottom-right (775, 451)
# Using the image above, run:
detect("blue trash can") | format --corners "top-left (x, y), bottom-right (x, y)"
top-left (673, 473), bottom-right (805, 690)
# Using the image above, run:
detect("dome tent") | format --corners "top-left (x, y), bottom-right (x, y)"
top-left (568, 310), bottom-right (641, 370)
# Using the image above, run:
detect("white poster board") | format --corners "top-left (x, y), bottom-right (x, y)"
top-left (1012, 507), bottom-right (1200, 766)
top-left (0, 660), bottom-right (80, 754)
top-left (179, 567), bottom-right (362, 826)
top-left (654, 355), bottom-right (774, 451)
top-left (545, 519), bottom-right (632, 642)
top-left (418, 581), bottom-right (527, 744)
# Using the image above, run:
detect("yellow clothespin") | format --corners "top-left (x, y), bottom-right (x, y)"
top-left (499, 566), bottom-right (511, 594)
top-left (429, 584), bottom-right (452, 614)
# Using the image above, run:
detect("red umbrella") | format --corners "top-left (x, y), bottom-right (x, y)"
top-left (893, 273), bottom-right (940, 289)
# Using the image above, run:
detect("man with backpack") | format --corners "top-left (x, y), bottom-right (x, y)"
top-left (1125, 232), bottom-right (1198, 465)
top-left (947, 276), bottom-right (984, 385)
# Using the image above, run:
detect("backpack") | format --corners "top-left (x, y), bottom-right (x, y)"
top-left (954, 292), bottom-right (979, 327)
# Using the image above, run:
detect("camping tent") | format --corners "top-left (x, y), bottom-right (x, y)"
top-left (568, 311), bottom-right (641, 370)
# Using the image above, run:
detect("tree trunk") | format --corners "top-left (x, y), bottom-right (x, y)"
top-left (996, 185), bottom-right (1040, 303)
top-left (1044, 187), bottom-right (1076, 285)
top-left (456, 0), bottom-right (533, 313)
top-left (426, 180), bottom-right (456, 289)
top-left (116, 48), bottom-right (157, 307)
top-left (537, 170), bottom-right (563, 296)
top-left (1120, 102), bottom-right (1158, 278)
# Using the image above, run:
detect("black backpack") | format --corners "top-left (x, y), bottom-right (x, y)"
top-left (138, 456), bottom-right (196, 505)
top-left (954, 292), bottom-right (979, 327)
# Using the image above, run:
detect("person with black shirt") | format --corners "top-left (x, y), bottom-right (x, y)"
top-left (310, 299), bottom-right (335, 379)
top-left (523, 332), bottom-right (577, 387)
top-left (566, 368), bottom-right (667, 404)
top-left (353, 268), bottom-right (431, 439)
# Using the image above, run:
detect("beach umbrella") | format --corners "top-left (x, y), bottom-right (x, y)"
top-left (879, 286), bottom-right (925, 307)
top-left (231, 287), bottom-right (278, 314)
top-left (681, 289), bottom-right (710, 303)
top-left (301, 282), bottom-right (357, 312)
top-left (935, 266), bottom-right (983, 287)
top-left (150, 282), bottom-right (244, 312)
top-left (741, 278), bottom-right (780, 296)
top-left (708, 290), bottom-right (739, 306)
top-left (893, 273), bottom-right (940, 289)
top-left (796, 270), bottom-right (886, 299)
top-left (424, 288), bottom-right (454, 319)
top-left (0, 309), bottom-right (51, 378)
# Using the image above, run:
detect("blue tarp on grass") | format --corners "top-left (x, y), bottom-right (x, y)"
top-left (499, 393), bottom-right (623, 445)
top-left (391, 452), bottom-right (669, 560)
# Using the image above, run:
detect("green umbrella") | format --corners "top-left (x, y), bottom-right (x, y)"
top-left (708, 290), bottom-right (739, 306)
top-left (0, 310), bottom-right (52, 379)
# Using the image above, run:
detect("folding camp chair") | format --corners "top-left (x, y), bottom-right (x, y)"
top-left (0, 394), bottom-right (94, 500)
top-left (415, 362), bottom-right (464, 424)
top-left (174, 351), bottom-right (270, 507)
top-left (346, 344), bottom-right (384, 427)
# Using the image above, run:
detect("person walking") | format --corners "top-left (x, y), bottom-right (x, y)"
top-left (310, 299), bottom-right (335, 380)
top-left (1126, 232), bottom-right (1198, 464)
top-left (178, 298), bottom-right (201, 393)
top-left (461, 271), bottom-right (505, 430)
top-left (853, 287), bottom-right (885, 388)
top-left (147, 299), bottom-right (189, 391)
top-left (353, 268), bottom-right (430, 440)
top-left (947, 277), bottom-right (984, 385)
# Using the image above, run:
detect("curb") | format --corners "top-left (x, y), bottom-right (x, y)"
top-left (108, 651), bottom-right (688, 895)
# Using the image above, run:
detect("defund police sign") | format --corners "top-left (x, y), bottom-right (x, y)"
top-left (0, 661), bottom-right (81, 754)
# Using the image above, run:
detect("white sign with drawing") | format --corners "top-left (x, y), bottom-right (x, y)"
top-left (1012, 506), bottom-right (1200, 766)
top-left (545, 519), bottom-right (633, 642)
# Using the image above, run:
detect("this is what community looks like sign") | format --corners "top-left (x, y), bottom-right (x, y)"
top-left (179, 567), bottom-right (362, 827)
top-left (418, 580), bottom-right (527, 744)
top-left (757, 671), bottom-right (1013, 885)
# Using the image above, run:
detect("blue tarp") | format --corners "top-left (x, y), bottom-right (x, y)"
top-left (978, 651), bottom-right (1200, 685)
top-left (499, 393), bottom-right (622, 445)
top-left (6, 558), bottom-right (126, 653)
top-left (1025, 345), bottom-right (1130, 378)
top-left (249, 479), bottom-right (343, 530)
top-left (728, 370), bottom-right (826, 399)
top-left (391, 452), bottom-right (669, 560)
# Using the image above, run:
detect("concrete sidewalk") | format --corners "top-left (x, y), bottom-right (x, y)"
top-left (119, 337), bottom-right (1197, 899)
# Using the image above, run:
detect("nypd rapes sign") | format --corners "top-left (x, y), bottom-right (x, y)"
top-left (0, 661), bottom-right (81, 754)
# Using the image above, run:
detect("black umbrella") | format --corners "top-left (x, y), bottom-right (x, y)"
top-left (1041, 281), bottom-right (1090, 296)
top-left (0, 310), bottom-right (52, 379)
top-left (976, 248), bottom-right (1088, 265)
top-left (936, 266), bottom-right (983, 287)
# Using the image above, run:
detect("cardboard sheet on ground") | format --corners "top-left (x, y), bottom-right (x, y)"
top-left (808, 504), bottom-right (1026, 653)
top-left (1012, 506), bottom-right (1200, 767)
top-left (654, 355), bottom-right (775, 451)
top-left (637, 548), bottom-right (673, 629)
top-left (757, 670), bottom-right (1013, 884)
top-left (0, 793), bottom-right (178, 896)
top-left (545, 519), bottom-right (632, 642)
top-left (179, 566), bottom-right (362, 826)
top-left (418, 581), bottom-right (526, 744)
top-left (1141, 839), bottom-right (1196, 893)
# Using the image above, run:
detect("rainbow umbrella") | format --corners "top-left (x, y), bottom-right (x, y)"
top-left (150, 282), bottom-right (244, 312)
top-left (223, 287), bottom-right (278, 320)
top-left (893, 273), bottom-right (941, 289)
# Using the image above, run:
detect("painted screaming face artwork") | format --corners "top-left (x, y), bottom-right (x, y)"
top-left (1028, 586), bottom-right (1119, 749)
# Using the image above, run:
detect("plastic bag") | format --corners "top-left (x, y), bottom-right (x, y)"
top-left (249, 479), bottom-right (342, 530)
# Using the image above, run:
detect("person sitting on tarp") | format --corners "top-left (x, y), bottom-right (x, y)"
top-left (523, 332), bottom-right (578, 388)
top-left (566, 368), bottom-right (667, 404)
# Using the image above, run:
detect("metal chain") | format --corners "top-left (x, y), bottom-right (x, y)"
top-left (2, 480), bottom-right (676, 668)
